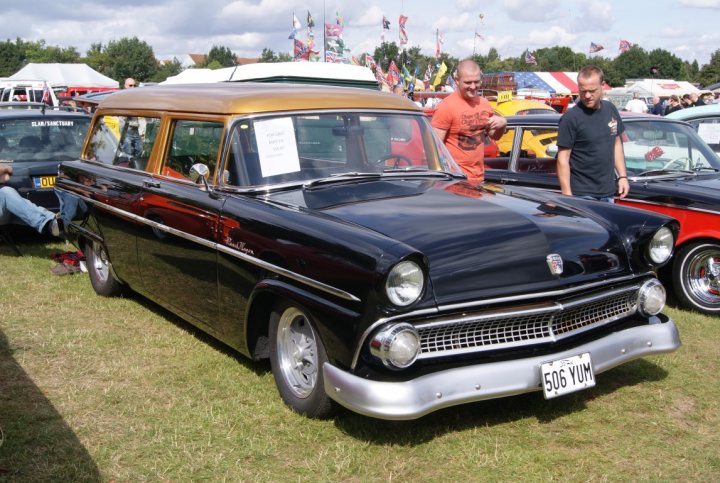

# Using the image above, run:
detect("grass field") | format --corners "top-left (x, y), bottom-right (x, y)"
top-left (1, 239), bottom-right (719, 482)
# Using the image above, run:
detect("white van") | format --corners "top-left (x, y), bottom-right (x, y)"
top-left (0, 79), bottom-right (59, 106)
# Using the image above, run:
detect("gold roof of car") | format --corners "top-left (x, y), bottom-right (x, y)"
top-left (98, 82), bottom-right (422, 115)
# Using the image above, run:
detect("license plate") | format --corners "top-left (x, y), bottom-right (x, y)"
top-left (541, 352), bottom-right (595, 399)
top-left (33, 176), bottom-right (56, 188)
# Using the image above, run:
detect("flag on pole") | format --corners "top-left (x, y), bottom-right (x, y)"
top-left (589, 42), bottom-right (604, 53)
top-left (432, 61), bottom-right (447, 90)
top-left (336, 10), bottom-right (343, 27)
top-left (475, 32), bottom-right (484, 40)
top-left (524, 50), bottom-right (537, 65)
top-left (435, 29), bottom-right (444, 60)
top-left (293, 39), bottom-right (310, 61)
top-left (423, 63), bottom-right (434, 90)
top-left (398, 15), bottom-right (408, 46)
top-left (446, 69), bottom-right (457, 90)
top-left (307, 11), bottom-right (314, 28)
top-left (619, 39), bottom-right (633, 52)
top-left (365, 54), bottom-right (377, 70)
top-left (41, 81), bottom-right (51, 104)
top-left (382, 16), bottom-right (390, 30)
top-left (387, 60), bottom-right (401, 87)
top-left (288, 13), bottom-right (302, 39)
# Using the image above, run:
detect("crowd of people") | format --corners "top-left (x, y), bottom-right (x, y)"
top-left (624, 90), bottom-right (717, 115)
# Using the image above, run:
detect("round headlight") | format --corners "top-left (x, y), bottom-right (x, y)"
top-left (369, 323), bottom-right (421, 369)
top-left (638, 279), bottom-right (666, 316)
top-left (385, 260), bottom-right (424, 306)
top-left (648, 226), bottom-right (674, 264)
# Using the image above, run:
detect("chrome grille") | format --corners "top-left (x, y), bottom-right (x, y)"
top-left (416, 285), bottom-right (638, 359)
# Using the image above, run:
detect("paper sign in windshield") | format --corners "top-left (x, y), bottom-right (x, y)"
top-left (698, 123), bottom-right (720, 144)
top-left (255, 117), bottom-right (300, 178)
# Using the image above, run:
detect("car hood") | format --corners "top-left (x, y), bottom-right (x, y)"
top-left (633, 173), bottom-right (720, 210)
top-left (270, 178), bottom-right (628, 305)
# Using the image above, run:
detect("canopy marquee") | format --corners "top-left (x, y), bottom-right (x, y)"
top-left (9, 63), bottom-right (118, 89)
top-left (504, 71), bottom-right (611, 96)
top-left (625, 79), bottom-right (701, 97)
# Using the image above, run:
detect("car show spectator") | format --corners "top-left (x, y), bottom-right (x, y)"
top-left (689, 92), bottom-right (705, 106)
top-left (0, 165), bottom-right (62, 237)
top-left (624, 93), bottom-right (648, 113)
top-left (556, 65), bottom-right (629, 202)
top-left (681, 94), bottom-right (694, 108)
top-left (651, 96), bottom-right (664, 115)
top-left (431, 59), bottom-right (507, 183)
top-left (664, 95), bottom-right (683, 115)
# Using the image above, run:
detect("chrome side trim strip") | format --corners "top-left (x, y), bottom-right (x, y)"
top-left (55, 186), bottom-right (360, 302)
top-left (620, 196), bottom-right (720, 217)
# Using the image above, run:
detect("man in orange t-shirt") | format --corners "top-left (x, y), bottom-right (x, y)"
top-left (431, 59), bottom-right (507, 183)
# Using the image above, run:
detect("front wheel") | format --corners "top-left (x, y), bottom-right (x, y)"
top-left (672, 242), bottom-right (720, 314)
top-left (269, 300), bottom-right (333, 418)
top-left (86, 239), bottom-right (123, 297)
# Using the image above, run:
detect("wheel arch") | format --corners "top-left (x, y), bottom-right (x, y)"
top-left (244, 279), bottom-right (361, 367)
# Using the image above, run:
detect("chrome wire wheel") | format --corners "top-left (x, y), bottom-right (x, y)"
top-left (684, 247), bottom-right (720, 305)
top-left (275, 306), bottom-right (319, 399)
top-left (674, 242), bottom-right (720, 314)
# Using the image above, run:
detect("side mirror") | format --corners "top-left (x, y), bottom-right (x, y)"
top-left (189, 163), bottom-right (211, 191)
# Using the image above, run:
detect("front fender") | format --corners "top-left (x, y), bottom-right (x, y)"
top-left (245, 279), bottom-right (363, 368)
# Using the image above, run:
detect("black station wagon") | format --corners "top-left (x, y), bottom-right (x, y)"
top-left (56, 83), bottom-right (681, 419)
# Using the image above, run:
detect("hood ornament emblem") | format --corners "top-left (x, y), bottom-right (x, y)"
top-left (546, 254), bottom-right (564, 275)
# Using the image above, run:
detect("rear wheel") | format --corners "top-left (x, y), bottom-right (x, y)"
top-left (86, 239), bottom-right (123, 297)
top-left (672, 242), bottom-right (720, 314)
top-left (269, 300), bottom-right (333, 418)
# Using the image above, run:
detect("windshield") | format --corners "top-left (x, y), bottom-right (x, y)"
top-left (0, 116), bottom-right (90, 162)
top-left (223, 111), bottom-right (463, 187)
top-left (622, 119), bottom-right (720, 175)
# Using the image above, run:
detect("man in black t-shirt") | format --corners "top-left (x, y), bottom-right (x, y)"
top-left (557, 65), bottom-right (629, 202)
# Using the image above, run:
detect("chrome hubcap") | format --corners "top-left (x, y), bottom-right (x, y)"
top-left (686, 248), bottom-right (720, 305)
top-left (276, 307), bottom-right (318, 399)
top-left (92, 242), bottom-right (110, 283)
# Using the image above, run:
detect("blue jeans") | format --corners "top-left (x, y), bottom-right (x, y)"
top-left (0, 186), bottom-right (54, 233)
top-left (579, 195), bottom-right (615, 203)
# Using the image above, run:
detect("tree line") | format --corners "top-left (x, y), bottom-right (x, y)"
top-left (1, 36), bottom-right (718, 88)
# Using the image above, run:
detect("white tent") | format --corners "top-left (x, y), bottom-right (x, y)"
top-left (9, 63), bottom-right (118, 88)
top-left (625, 79), bottom-right (700, 97)
top-left (160, 67), bottom-right (236, 84)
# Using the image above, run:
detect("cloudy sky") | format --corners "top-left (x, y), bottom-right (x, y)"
top-left (2, 0), bottom-right (718, 66)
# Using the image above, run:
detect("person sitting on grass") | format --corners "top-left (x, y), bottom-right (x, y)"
top-left (0, 165), bottom-right (62, 237)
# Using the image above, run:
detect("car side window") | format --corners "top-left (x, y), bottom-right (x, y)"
top-left (516, 128), bottom-right (558, 174)
top-left (115, 116), bottom-right (161, 171)
top-left (484, 127), bottom-right (514, 170)
top-left (162, 120), bottom-right (223, 180)
top-left (86, 115), bottom-right (160, 171)
top-left (690, 118), bottom-right (720, 153)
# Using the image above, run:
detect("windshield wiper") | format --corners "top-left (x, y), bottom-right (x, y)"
top-left (303, 172), bottom-right (381, 189)
top-left (693, 165), bottom-right (720, 172)
top-left (635, 169), bottom-right (696, 177)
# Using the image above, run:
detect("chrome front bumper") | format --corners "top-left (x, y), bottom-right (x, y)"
top-left (323, 317), bottom-right (680, 420)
